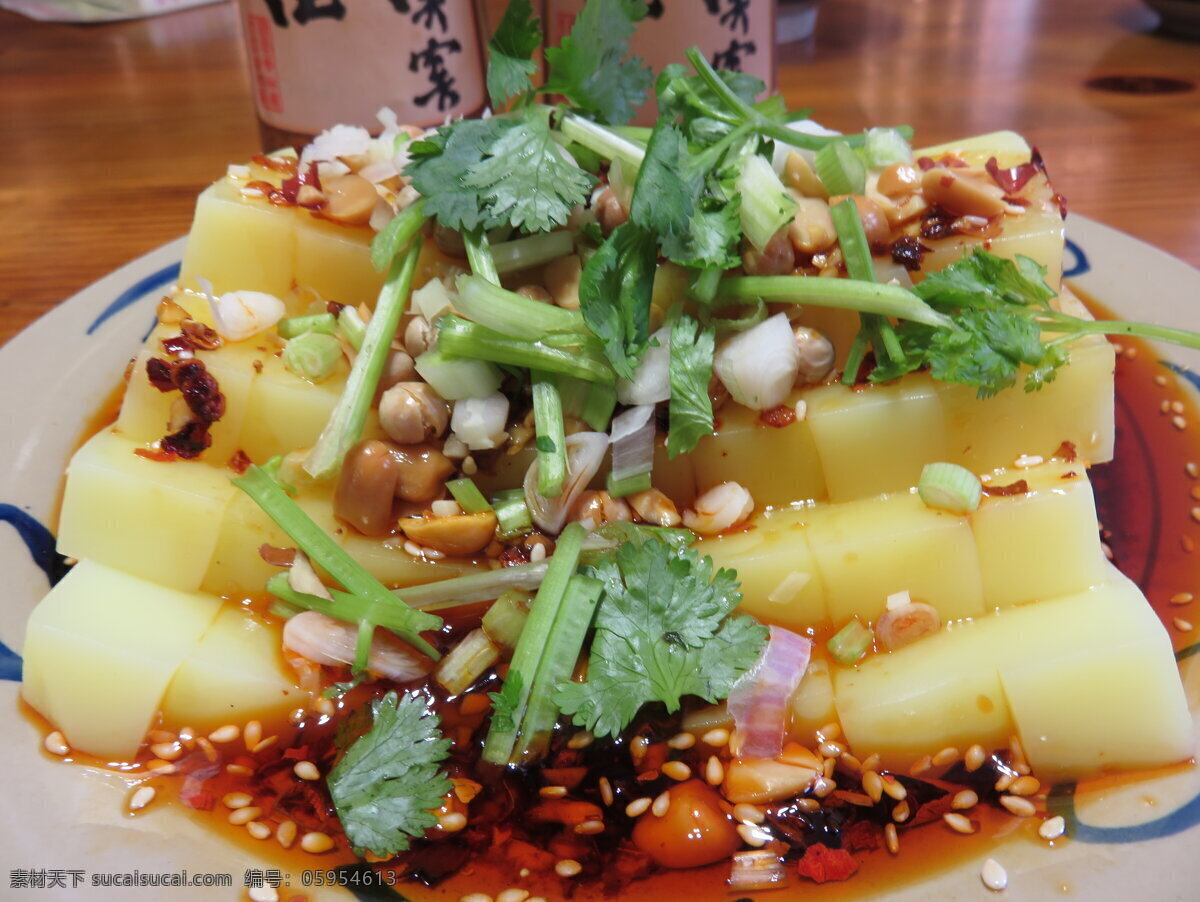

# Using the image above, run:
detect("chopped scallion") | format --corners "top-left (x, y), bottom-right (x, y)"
top-left (481, 589), bottom-right (532, 650)
top-left (277, 313), bottom-right (336, 339)
top-left (463, 226), bottom-right (501, 286)
top-left (435, 314), bottom-right (616, 384)
top-left (454, 274), bottom-right (586, 341)
top-left (492, 488), bottom-right (534, 539)
top-left (369, 199), bottom-right (427, 273)
top-left (336, 306), bottom-right (367, 351)
top-left (532, 372), bottom-right (567, 498)
top-left (918, 461), bottom-right (983, 515)
top-left (827, 616), bottom-right (873, 666)
top-left (736, 153), bottom-right (797, 252)
top-left (282, 332), bottom-right (342, 382)
top-left (446, 477), bottom-right (492, 514)
top-left (862, 127), bottom-right (913, 167)
top-left (435, 627), bottom-right (501, 696)
top-left (814, 139), bottom-right (867, 196)
top-left (607, 470), bottom-right (652, 498)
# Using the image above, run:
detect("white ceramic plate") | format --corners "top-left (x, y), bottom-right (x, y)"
top-left (2, 220), bottom-right (1199, 901)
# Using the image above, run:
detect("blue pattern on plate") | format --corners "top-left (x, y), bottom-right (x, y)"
top-left (85, 261), bottom-right (181, 335)
top-left (1063, 238), bottom-right (1091, 278)
top-left (0, 505), bottom-right (67, 682)
top-left (1162, 360), bottom-right (1200, 395)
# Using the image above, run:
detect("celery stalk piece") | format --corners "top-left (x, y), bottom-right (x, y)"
top-left (278, 313), bottom-right (337, 339)
top-left (370, 199), bottom-right (427, 272)
top-left (304, 237), bottom-right (423, 479)
top-left (716, 276), bottom-right (953, 329)
top-left (482, 523), bottom-right (586, 766)
top-left (454, 274), bottom-right (587, 341)
top-left (446, 477), bottom-right (493, 514)
top-left (737, 153), bottom-right (797, 252)
top-left (492, 230), bottom-right (575, 274)
top-left (435, 628), bottom-right (501, 696)
top-left (532, 372), bottom-right (567, 498)
top-left (607, 470), bottom-right (652, 499)
top-left (282, 332), bottom-right (342, 382)
top-left (814, 141), bottom-right (867, 196)
top-left (827, 616), bottom-right (873, 666)
top-left (492, 489), bottom-right (534, 539)
top-left (482, 590), bottom-right (532, 650)
top-left (514, 574), bottom-right (603, 764)
top-left (337, 306), bottom-right (367, 351)
top-left (463, 226), bottom-right (501, 286)
top-left (235, 466), bottom-right (442, 659)
top-left (414, 348), bottom-right (504, 401)
top-left (560, 111), bottom-right (647, 171)
top-left (436, 315), bottom-right (616, 384)
top-left (395, 559), bottom-right (547, 610)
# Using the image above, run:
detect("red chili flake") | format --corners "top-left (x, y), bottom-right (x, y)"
top-left (228, 449), bottom-right (251, 474)
top-left (280, 162), bottom-right (323, 207)
top-left (253, 359), bottom-right (264, 373)
top-left (326, 301), bottom-right (345, 316)
top-left (759, 405), bottom-right (796, 428)
top-left (890, 235), bottom-right (931, 272)
top-left (179, 785), bottom-right (215, 811)
top-left (916, 156), bottom-right (936, 171)
top-left (133, 446), bottom-right (175, 462)
top-left (984, 156), bottom-right (1039, 194)
top-left (181, 319), bottom-right (222, 350)
top-left (841, 819), bottom-right (883, 853)
top-left (920, 205), bottom-right (958, 241)
top-left (162, 421), bottom-right (212, 459)
top-left (146, 357), bottom-right (175, 392)
top-left (175, 359), bottom-right (226, 422)
top-left (283, 745), bottom-right (311, 761)
top-left (939, 154), bottom-right (968, 168)
top-left (161, 334), bottom-right (195, 356)
top-left (796, 843), bottom-right (859, 883)
top-left (252, 152), bottom-right (299, 176)
top-left (1055, 440), bottom-right (1078, 462)
top-left (498, 545), bottom-right (531, 567)
top-left (982, 479), bottom-right (1030, 497)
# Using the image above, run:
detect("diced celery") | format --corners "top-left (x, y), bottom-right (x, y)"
top-left (435, 627), bottom-right (501, 696)
top-left (827, 617), bottom-right (873, 666)
top-left (482, 590), bottom-right (532, 650)
top-left (492, 488), bottom-right (533, 538)
top-left (446, 477), bottom-right (492, 514)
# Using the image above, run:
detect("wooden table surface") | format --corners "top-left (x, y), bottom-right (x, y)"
top-left (1, 0), bottom-right (1197, 348)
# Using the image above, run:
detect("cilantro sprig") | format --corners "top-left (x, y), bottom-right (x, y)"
top-left (328, 691), bottom-right (452, 857)
top-left (556, 537), bottom-right (768, 739)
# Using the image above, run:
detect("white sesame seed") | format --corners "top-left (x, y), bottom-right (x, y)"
top-left (149, 741), bottom-right (182, 761)
top-left (662, 761), bottom-right (692, 782)
top-left (863, 770), bottom-right (883, 803)
top-left (1188, 462), bottom-right (1200, 479)
top-left (932, 746), bottom-right (960, 767)
top-left (276, 820), bottom-right (297, 849)
top-left (459, 894), bottom-right (491, 902)
top-left (300, 831), bottom-right (335, 853)
top-left (625, 797), bottom-right (651, 817)
top-left (1038, 815), bottom-right (1066, 841)
top-left (817, 722), bottom-right (842, 742)
top-left (882, 776), bottom-right (907, 801)
top-left (228, 806), bottom-right (263, 826)
top-left (555, 859), bottom-right (582, 878)
top-left (794, 399), bottom-right (808, 421)
top-left (668, 732), bottom-right (696, 750)
top-left (736, 824), bottom-right (769, 847)
top-left (145, 759), bottom-right (177, 775)
top-left (223, 792), bottom-right (253, 809)
top-left (226, 764), bottom-right (254, 777)
top-left (1171, 592), bottom-right (1194, 605)
top-left (733, 803), bottom-right (765, 824)
top-left (812, 776), bottom-right (836, 798)
top-left (705, 755), bottom-right (725, 786)
top-left (1173, 400), bottom-right (1186, 414)
top-left (431, 499), bottom-right (461, 518)
top-left (293, 760), bottom-right (321, 781)
top-left (539, 785), bottom-right (567, 799)
top-left (574, 819), bottom-right (605, 835)
top-left (701, 728), bottom-right (730, 746)
top-left (999, 795), bottom-right (1037, 817)
top-left (981, 857), bottom-right (1008, 891)
top-left (44, 731), bottom-right (69, 756)
top-left (819, 741), bottom-right (845, 758)
top-left (795, 798), bottom-right (821, 812)
top-left (148, 729), bottom-right (175, 744)
top-left (1010, 776), bottom-right (1041, 796)
top-left (529, 542), bottom-right (547, 563)
top-left (892, 800), bottom-right (910, 823)
top-left (944, 812), bottom-right (975, 834)
top-left (195, 737), bottom-right (218, 763)
top-left (177, 726), bottom-right (196, 746)
top-left (823, 757), bottom-right (836, 778)
top-left (909, 755), bottom-right (933, 776)
top-left (496, 890), bottom-right (530, 902)
top-left (1174, 617), bottom-right (1194, 632)
top-left (568, 731), bottom-right (594, 750)
top-left (243, 720), bottom-right (262, 750)
top-left (599, 776), bottom-right (614, 807)
top-left (630, 735), bottom-right (649, 764)
top-left (885, 823), bottom-right (900, 854)
top-left (128, 786), bottom-right (156, 812)
top-left (1014, 454), bottom-right (1043, 468)
top-left (440, 812), bottom-right (467, 832)
top-left (246, 821), bottom-right (272, 840)
top-left (952, 790), bottom-right (979, 810)
top-left (652, 790), bottom-right (671, 817)
top-left (1155, 374), bottom-right (1169, 387)
top-left (994, 774), bottom-right (1014, 793)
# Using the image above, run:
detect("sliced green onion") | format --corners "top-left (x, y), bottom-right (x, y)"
top-left (454, 274), bottom-right (586, 341)
top-left (492, 230), bottom-right (575, 275)
top-left (336, 306), bottom-right (367, 351)
top-left (716, 276), bottom-right (953, 330)
top-left (814, 140), bottom-right (867, 196)
top-left (463, 226), bottom-right (500, 286)
top-left (353, 618), bottom-right (374, 673)
top-left (579, 382), bottom-right (617, 432)
top-left (559, 112), bottom-right (646, 171)
top-left (277, 313), bottom-right (336, 339)
top-left (482, 523), bottom-right (587, 766)
top-left (607, 470), bottom-right (652, 498)
top-left (827, 616), bottom-right (873, 666)
top-left (687, 267), bottom-right (724, 305)
top-left (446, 477), bottom-right (492, 514)
top-left (736, 153), bottom-right (798, 252)
top-left (282, 332), bottom-right (342, 382)
top-left (436, 315), bottom-right (616, 384)
top-left (830, 197), bottom-right (876, 283)
top-left (708, 295), bottom-right (767, 332)
top-left (304, 237), bottom-right (423, 479)
top-left (481, 590), bottom-right (532, 650)
top-left (918, 462), bottom-right (983, 515)
top-left (492, 488), bottom-right (534, 539)
top-left (370, 199), bottom-right (426, 273)
top-left (435, 627), bottom-right (501, 696)
top-left (414, 348), bottom-right (504, 401)
top-left (532, 372), bottom-right (567, 498)
top-left (396, 560), bottom-right (546, 610)
top-left (863, 127), bottom-right (913, 167)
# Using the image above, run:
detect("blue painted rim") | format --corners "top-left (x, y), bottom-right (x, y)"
top-left (85, 261), bottom-right (181, 335)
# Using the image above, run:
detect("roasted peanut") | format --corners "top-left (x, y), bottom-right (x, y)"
top-left (322, 174), bottom-right (377, 225)
top-left (379, 382), bottom-right (450, 444)
top-left (741, 229), bottom-right (797, 276)
top-left (544, 255), bottom-right (583, 310)
top-left (787, 196), bottom-right (837, 254)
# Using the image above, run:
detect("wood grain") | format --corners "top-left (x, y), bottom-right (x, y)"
top-left (1, 0), bottom-right (1197, 347)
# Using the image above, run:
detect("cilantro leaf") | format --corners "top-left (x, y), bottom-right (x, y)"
top-left (543, 0), bottom-right (652, 125)
top-left (578, 222), bottom-right (657, 379)
top-left (667, 314), bottom-right (715, 457)
top-left (486, 0), bottom-right (541, 109)
top-left (462, 114), bottom-right (595, 234)
top-left (487, 669), bottom-right (524, 734)
top-left (555, 539), bottom-right (767, 739)
top-left (328, 691), bottom-right (452, 858)
top-left (407, 113), bottom-right (593, 235)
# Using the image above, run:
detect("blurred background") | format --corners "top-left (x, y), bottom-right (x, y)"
top-left (1, 0), bottom-right (1197, 346)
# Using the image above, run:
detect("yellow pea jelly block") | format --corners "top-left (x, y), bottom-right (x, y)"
top-left (689, 390), bottom-right (827, 508)
top-left (57, 430), bottom-right (237, 591)
top-left (788, 652), bottom-right (837, 747)
top-left (915, 130), bottom-right (1035, 169)
top-left (239, 353), bottom-right (351, 463)
top-left (293, 215), bottom-right (385, 309)
top-left (202, 483), bottom-right (345, 598)
top-left (807, 374), bottom-right (947, 503)
top-left (179, 180), bottom-right (296, 299)
top-left (161, 604), bottom-right (303, 731)
top-left (971, 462), bottom-right (1109, 608)
top-left (833, 617), bottom-right (1014, 770)
top-left (698, 507), bottom-right (829, 632)
top-left (806, 489), bottom-right (986, 624)
top-left (941, 337), bottom-right (1116, 473)
top-left (993, 571), bottom-right (1193, 778)
top-left (21, 559), bottom-right (222, 761)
